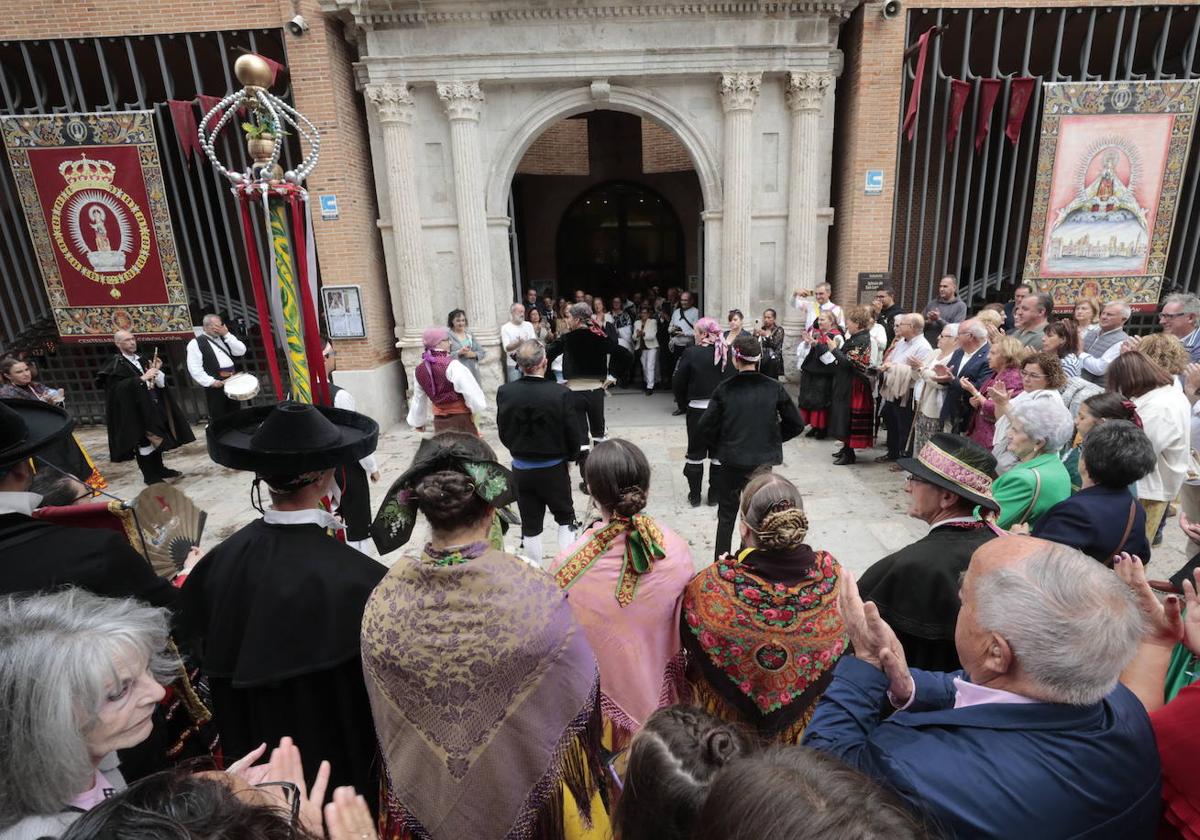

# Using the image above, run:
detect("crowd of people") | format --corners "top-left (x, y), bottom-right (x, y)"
top-left (4, 275), bottom-right (1200, 839)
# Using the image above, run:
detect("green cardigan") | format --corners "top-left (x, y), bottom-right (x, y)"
top-left (993, 452), bottom-right (1073, 529)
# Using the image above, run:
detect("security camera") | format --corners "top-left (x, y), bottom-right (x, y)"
top-left (881, 0), bottom-right (902, 18)
top-left (286, 15), bottom-right (310, 36)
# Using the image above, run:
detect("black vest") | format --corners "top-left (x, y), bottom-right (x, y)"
top-left (197, 334), bottom-right (239, 379)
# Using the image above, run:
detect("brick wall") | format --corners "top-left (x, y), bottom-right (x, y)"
top-left (0, 0), bottom-right (395, 372)
top-left (516, 118), bottom-right (589, 175)
top-left (642, 119), bottom-right (693, 174)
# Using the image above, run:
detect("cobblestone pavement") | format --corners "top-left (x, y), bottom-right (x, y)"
top-left (74, 385), bottom-right (1191, 578)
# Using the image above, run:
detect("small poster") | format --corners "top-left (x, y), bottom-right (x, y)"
top-left (323, 285), bottom-right (365, 338)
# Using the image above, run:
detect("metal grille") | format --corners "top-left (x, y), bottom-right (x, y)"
top-left (0, 30), bottom-right (299, 423)
top-left (892, 5), bottom-right (1200, 325)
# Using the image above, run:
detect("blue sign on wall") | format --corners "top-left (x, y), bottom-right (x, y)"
top-left (864, 170), bottom-right (884, 195)
top-left (318, 193), bottom-right (339, 220)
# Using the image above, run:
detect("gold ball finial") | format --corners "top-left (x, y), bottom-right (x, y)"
top-left (234, 54), bottom-right (274, 89)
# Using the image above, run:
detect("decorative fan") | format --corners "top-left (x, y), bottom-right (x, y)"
top-left (129, 483), bottom-right (208, 578)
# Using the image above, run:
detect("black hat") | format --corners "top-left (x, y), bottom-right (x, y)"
top-left (206, 400), bottom-right (378, 476)
top-left (0, 398), bottom-right (74, 468)
top-left (896, 432), bottom-right (999, 513)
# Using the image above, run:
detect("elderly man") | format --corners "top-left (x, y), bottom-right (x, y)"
top-left (934, 318), bottom-right (992, 433)
top-left (1011, 291), bottom-right (1052, 349)
top-left (1079, 300), bottom-right (1132, 384)
top-left (803, 536), bottom-right (1159, 839)
top-left (496, 340), bottom-right (580, 566)
top-left (185, 314), bottom-right (247, 422)
top-left (1159, 292), bottom-right (1200, 362)
top-left (877, 313), bottom-right (931, 462)
top-left (922, 275), bottom-right (968, 346)
top-left (857, 433), bottom-right (999, 671)
top-left (793, 281), bottom-right (846, 330)
top-left (1003, 282), bottom-right (1032, 332)
top-left (666, 289), bottom-right (700, 390)
top-left (500, 302), bottom-right (537, 383)
top-left (96, 330), bottom-right (194, 484)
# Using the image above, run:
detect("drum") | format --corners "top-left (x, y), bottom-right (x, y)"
top-left (224, 372), bottom-right (260, 401)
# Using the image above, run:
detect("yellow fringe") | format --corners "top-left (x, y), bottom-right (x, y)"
top-left (687, 678), bottom-right (811, 746)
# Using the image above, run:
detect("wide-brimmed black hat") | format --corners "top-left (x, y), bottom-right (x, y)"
top-left (896, 432), bottom-right (999, 513)
top-left (207, 400), bottom-right (378, 476)
top-left (0, 398), bottom-right (74, 467)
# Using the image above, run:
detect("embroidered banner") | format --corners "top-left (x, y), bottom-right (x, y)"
top-left (0, 111), bottom-right (191, 343)
top-left (1022, 81), bottom-right (1200, 311)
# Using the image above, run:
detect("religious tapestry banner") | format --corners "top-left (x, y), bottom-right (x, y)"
top-left (0, 111), bottom-right (192, 342)
top-left (1022, 81), bottom-right (1200, 311)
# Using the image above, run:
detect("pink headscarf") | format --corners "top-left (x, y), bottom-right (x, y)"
top-left (695, 317), bottom-right (728, 370)
top-left (422, 326), bottom-right (449, 351)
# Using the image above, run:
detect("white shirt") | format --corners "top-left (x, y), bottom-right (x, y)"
top-left (1134, 384), bottom-right (1193, 502)
top-left (868, 323), bottom-right (888, 366)
top-left (331, 386), bottom-right (379, 475)
top-left (950, 342), bottom-right (986, 376)
top-left (1078, 333), bottom-right (1124, 377)
top-left (123, 352), bottom-right (164, 388)
top-left (186, 331), bottom-right (247, 387)
top-left (792, 296), bottom-right (846, 329)
top-left (500, 320), bottom-right (537, 367)
top-left (407, 358), bottom-right (487, 428)
top-left (669, 306), bottom-right (700, 337)
top-left (0, 491), bottom-right (42, 516)
top-left (262, 506), bottom-right (345, 530)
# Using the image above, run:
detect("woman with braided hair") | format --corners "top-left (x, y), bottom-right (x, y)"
top-left (680, 472), bottom-right (849, 743)
top-left (552, 439), bottom-right (695, 751)
top-left (365, 432), bottom-right (610, 840)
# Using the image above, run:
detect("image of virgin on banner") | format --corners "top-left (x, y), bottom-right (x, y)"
top-left (1022, 81), bottom-right (1200, 311)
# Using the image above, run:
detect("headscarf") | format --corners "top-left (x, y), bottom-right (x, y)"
top-left (422, 326), bottom-right (449, 350)
top-left (695, 316), bottom-right (728, 370)
top-left (556, 511), bottom-right (667, 607)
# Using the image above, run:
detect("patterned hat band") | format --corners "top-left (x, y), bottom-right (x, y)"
top-left (917, 442), bottom-right (994, 499)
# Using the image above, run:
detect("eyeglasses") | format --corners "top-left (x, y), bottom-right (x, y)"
top-left (252, 781), bottom-right (300, 835)
top-left (903, 473), bottom-right (931, 486)
top-left (1020, 369), bottom-right (1046, 380)
top-left (1160, 312), bottom-right (1188, 319)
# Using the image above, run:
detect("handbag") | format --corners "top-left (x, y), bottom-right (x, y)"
top-left (1016, 467), bottom-right (1042, 526)
top-left (1104, 498), bottom-right (1139, 565)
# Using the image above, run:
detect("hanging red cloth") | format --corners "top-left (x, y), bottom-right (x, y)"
top-left (904, 27), bottom-right (938, 141)
top-left (197, 95), bottom-right (224, 117)
top-left (167, 100), bottom-right (200, 162)
top-left (974, 79), bottom-right (1003, 152)
top-left (946, 79), bottom-right (972, 148)
top-left (1005, 77), bottom-right (1038, 145)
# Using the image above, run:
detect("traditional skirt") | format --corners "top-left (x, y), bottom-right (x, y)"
top-left (910, 413), bottom-right (944, 459)
top-left (800, 408), bottom-right (828, 431)
top-left (845, 378), bottom-right (875, 449)
top-left (432, 412), bottom-right (478, 436)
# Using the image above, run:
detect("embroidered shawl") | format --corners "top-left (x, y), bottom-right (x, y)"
top-left (550, 519), bottom-right (694, 737)
top-left (682, 548), bottom-right (847, 734)
top-left (362, 548), bottom-right (605, 840)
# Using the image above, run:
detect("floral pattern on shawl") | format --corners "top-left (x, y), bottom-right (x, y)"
top-left (555, 514), bottom-right (666, 607)
top-left (683, 550), bottom-right (847, 714)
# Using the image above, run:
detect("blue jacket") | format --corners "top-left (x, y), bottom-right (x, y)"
top-left (802, 657), bottom-right (1161, 839)
top-left (939, 344), bottom-right (993, 431)
top-left (1032, 484), bottom-right (1150, 566)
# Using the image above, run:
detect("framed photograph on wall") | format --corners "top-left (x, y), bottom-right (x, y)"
top-left (322, 285), bottom-right (366, 338)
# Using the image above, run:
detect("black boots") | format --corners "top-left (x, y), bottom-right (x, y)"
top-left (684, 462), bottom-right (703, 507)
top-left (136, 449), bottom-right (182, 484)
top-left (833, 445), bottom-right (857, 466)
top-left (707, 465), bottom-right (721, 506)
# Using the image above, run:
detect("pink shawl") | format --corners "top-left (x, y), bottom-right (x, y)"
top-left (550, 518), bottom-right (695, 734)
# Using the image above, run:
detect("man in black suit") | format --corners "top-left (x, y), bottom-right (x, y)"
top-left (497, 340), bottom-right (581, 566)
top-left (934, 318), bottom-right (992, 434)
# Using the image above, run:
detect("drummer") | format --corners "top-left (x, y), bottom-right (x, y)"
top-left (186, 314), bottom-right (248, 422)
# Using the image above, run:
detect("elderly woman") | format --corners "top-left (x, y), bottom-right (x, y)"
top-left (1109, 351), bottom-right (1193, 542)
top-left (976, 307), bottom-right (1005, 343)
top-left (986, 351), bottom-right (1068, 475)
top-left (364, 433), bottom-right (611, 839)
top-left (828, 305), bottom-right (876, 466)
top-left (1137, 331), bottom-right (1190, 380)
top-left (796, 311), bottom-right (843, 440)
top-left (681, 471), bottom-right (848, 743)
top-left (0, 589), bottom-right (174, 839)
top-left (406, 326), bottom-right (487, 435)
top-left (991, 396), bottom-right (1074, 529)
top-left (910, 322), bottom-right (958, 455)
top-left (962, 336), bottom-right (1027, 453)
top-left (1033, 420), bottom-right (1154, 564)
top-left (1043, 319), bottom-right (1081, 378)
top-left (551, 440), bottom-right (694, 749)
top-left (446, 309), bottom-right (486, 384)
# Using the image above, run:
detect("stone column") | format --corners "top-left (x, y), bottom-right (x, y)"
top-left (365, 83), bottom-right (433, 343)
top-left (719, 71), bottom-right (761, 318)
top-left (437, 81), bottom-right (498, 341)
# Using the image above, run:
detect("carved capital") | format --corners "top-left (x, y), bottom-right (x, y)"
top-left (786, 72), bottom-right (833, 112)
top-left (365, 83), bottom-right (415, 125)
top-left (719, 71), bottom-right (762, 113)
top-left (437, 80), bottom-right (484, 121)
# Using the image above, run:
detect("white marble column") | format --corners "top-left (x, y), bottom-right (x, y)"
top-left (366, 82), bottom-right (432, 342)
top-left (437, 81), bottom-right (498, 341)
top-left (719, 71), bottom-right (761, 318)
top-left (783, 71), bottom-right (832, 343)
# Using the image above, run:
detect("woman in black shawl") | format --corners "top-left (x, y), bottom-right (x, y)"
top-left (827, 305), bottom-right (876, 466)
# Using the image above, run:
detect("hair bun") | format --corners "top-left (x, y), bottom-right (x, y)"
top-left (702, 729), bottom-right (741, 766)
top-left (613, 485), bottom-right (648, 517)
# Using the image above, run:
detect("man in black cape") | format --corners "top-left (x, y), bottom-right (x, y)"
top-left (856, 433), bottom-right (999, 672)
top-left (97, 330), bottom-right (195, 484)
top-left (177, 401), bottom-right (384, 810)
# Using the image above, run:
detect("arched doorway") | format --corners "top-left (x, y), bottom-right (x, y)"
top-left (555, 181), bottom-right (686, 300)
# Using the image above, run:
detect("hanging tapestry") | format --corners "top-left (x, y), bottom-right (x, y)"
top-left (1022, 81), bottom-right (1200, 311)
top-left (0, 111), bottom-right (192, 342)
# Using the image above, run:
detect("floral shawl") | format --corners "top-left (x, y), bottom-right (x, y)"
top-left (550, 518), bottom-right (694, 741)
top-left (362, 548), bottom-right (607, 840)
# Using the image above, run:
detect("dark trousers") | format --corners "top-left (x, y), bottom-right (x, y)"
top-left (882, 400), bottom-right (915, 459)
top-left (514, 462), bottom-right (576, 537)
top-left (573, 389), bottom-right (607, 446)
top-left (204, 387), bottom-right (242, 422)
top-left (714, 464), bottom-right (756, 560)
top-left (684, 407), bottom-right (721, 500)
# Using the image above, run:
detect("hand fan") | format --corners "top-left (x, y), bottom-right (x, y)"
top-left (130, 483), bottom-right (208, 578)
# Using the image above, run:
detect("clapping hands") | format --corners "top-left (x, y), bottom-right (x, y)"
top-left (838, 571), bottom-right (913, 705)
top-left (1113, 553), bottom-right (1200, 656)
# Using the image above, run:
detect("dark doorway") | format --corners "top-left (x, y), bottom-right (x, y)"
top-left (555, 180), bottom-right (686, 300)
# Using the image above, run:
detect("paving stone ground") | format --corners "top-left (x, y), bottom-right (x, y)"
top-left (74, 384), bottom-right (1191, 577)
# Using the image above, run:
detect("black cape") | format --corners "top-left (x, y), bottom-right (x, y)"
top-left (96, 354), bottom-right (195, 461)
top-left (797, 339), bottom-right (837, 412)
top-left (856, 521), bottom-right (997, 672)
top-left (826, 329), bottom-right (873, 440)
top-left (177, 518), bottom-right (385, 807)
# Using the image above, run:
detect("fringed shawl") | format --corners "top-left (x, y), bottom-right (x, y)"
top-left (362, 548), bottom-right (607, 840)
